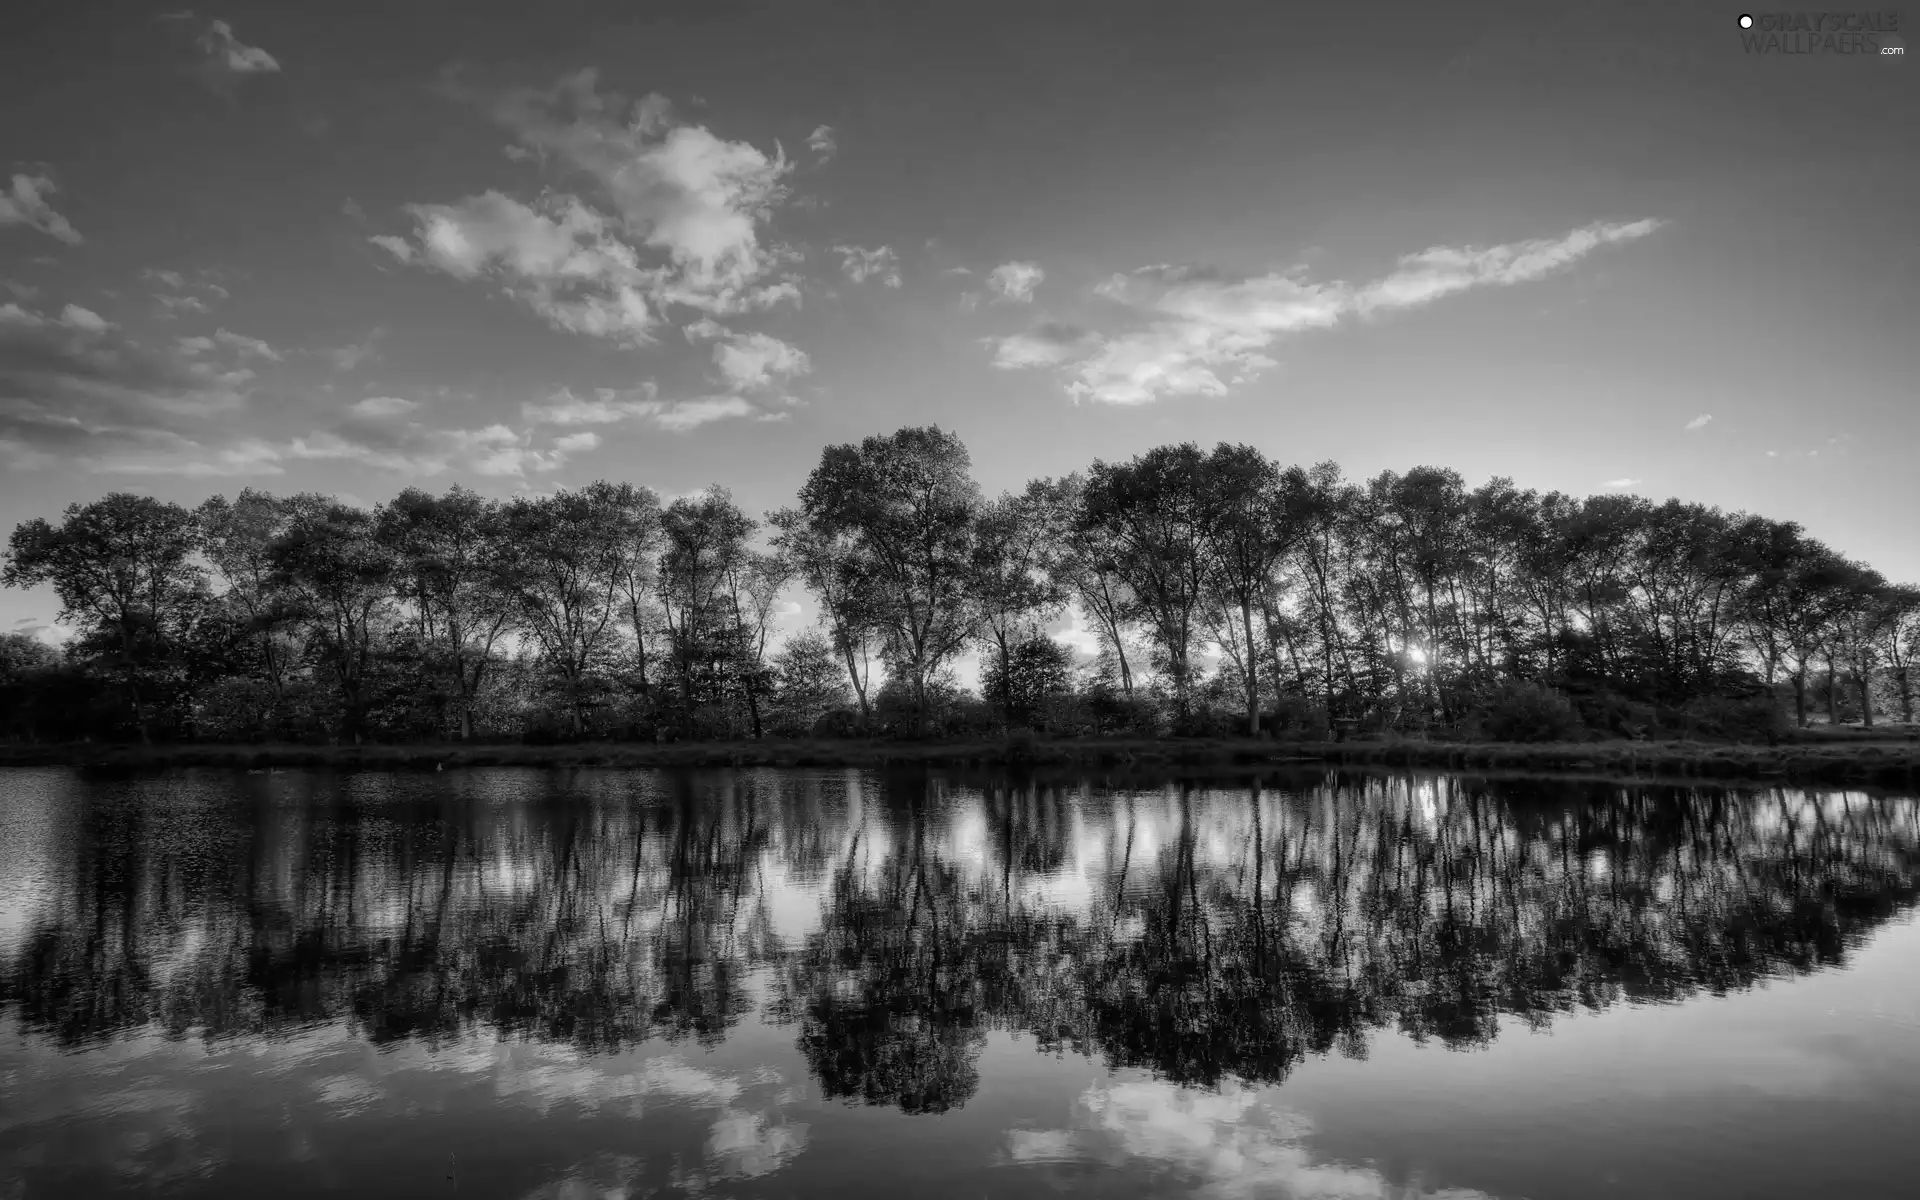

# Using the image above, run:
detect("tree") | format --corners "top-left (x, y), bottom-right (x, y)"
top-left (267, 499), bottom-right (395, 742)
top-left (3, 494), bottom-right (205, 742)
top-left (790, 427), bottom-right (982, 735)
top-left (659, 487), bottom-right (763, 737)
top-left (498, 483), bottom-right (637, 736)
top-left (1198, 445), bottom-right (1308, 736)
top-left (1873, 585), bottom-right (1920, 724)
top-left (979, 633), bottom-right (1073, 731)
top-left (770, 506), bottom-right (882, 728)
top-left (1031, 474), bottom-right (1141, 698)
top-left (197, 490), bottom-right (300, 723)
top-left (375, 487), bottom-right (518, 739)
top-left (1080, 445), bottom-right (1214, 726)
top-left (769, 629), bottom-right (853, 735)
top-left (971, 491), bottom-right (1065, 728)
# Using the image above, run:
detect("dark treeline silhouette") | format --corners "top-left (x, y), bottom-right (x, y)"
top-left (4, 427), bottom-right (1917, 746)
top-left (4, 769), bottom-right (1915, 1114)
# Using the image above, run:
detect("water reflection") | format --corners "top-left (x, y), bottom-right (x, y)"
top-left (1, 767), bottom-right (1916, 1197)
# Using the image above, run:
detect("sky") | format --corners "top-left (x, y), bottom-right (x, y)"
top-left (1, 0), bottom-right (1915, 643)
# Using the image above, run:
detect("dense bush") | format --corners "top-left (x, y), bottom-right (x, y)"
top-left (1475, 682), bottom-right (1587, 743)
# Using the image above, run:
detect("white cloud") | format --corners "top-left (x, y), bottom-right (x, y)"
top-left (390, 190), bottom-right (659, 344)
top-left (194, 20), bottom-right (279, 92)
top-left (349, 395), bottom-right (416, 418)
top-left (647, 395), bottom-right (756, 432)
top-left (1005, 218), bottom-right (1664, 405)
top-left (712, 331), bottom-right (810, 392)
top-left (683, 317), bottom-right (727, 342)
top-left (987, 260), bottom-right (1044, 303)
top-left (0, 301), bottom-right (274, 476)
top-left (58, 304), bottom-right (112, 333)
top-left (155, 294), bottom-right (209, 316)
top-left (1026, 1080), bottom-right (1502, 1200)
top-left (329, 329), bottom-right (382, 371)
top-left (288, 420), bottom-right (583, 479)
top-left (987, 321), bottom-right (1097, 370)
top-left (1602, 477), bottom-right (1641, 489)
top-left (806, 124), bottom-right (837, 160)
top-left (1684, 413), bottom-right (1712, 431)
top-left (1353, 219), bottom-right (1663, 314)
top-left (486, 70), bottom-right (797, 315)
top-left (0, 172), bottom-right (83, 245)
top-left (520, 385), bottom-right (662, 426)
top-left (552, 431), bottom-right (601, 453)
top-left (368, 234), bottom-right (415, 263)
top-left (176, 335), bottom-right (215, 354)
top-left (213, 328), bottom-right (280, 360)
top-left (831, 243), bottom-right (901, 288)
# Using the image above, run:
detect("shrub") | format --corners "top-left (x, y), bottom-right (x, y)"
top-left (1476, 681), bottom-right (1586, 743)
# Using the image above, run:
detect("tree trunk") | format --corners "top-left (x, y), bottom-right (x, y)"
top-left (1858, 671), bottom-right (1874, 728)
top-left (1793, 671), bottom-right (1808, 728)
top-left (839, 637), bottom-right (871, 728)
top-left (1241, 596), bottom-right (1260, 738)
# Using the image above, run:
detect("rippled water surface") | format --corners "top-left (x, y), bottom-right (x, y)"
top-left (1, 766), bottom-right (1917, 1200)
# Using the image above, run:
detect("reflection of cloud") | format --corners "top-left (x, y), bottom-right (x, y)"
top-left (1011, 1080), bottom-right (1503, 1199)
top-left (705, 1109), bottom-right (810, 1179)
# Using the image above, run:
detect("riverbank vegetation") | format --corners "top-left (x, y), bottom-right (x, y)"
top-left (3, 426), bottom-right (1917, 752)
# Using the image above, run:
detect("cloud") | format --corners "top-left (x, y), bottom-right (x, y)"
top-left (349, 395), bottom-right (416, 418)
top-left (986, 261), bottom-right (1044, 303)
top-left (288, 412), bottom-right (587, 479)
top-left (1018, 1080), bottom-right (1502, 1200)
top-left (1602, 477), bottom-right (1641, 489)
top-left (213, 328), bottom-right (280, 360)
top-left (368, 234), bottom-right (414, 263)
top-left (1352, 219), bottom-right (1663, 314)
top-left (58, 305), bottom-right (112, 333)
top-left (831, 243), bottom-right (901, 288)
top-left (1684, 413), bottom-right (1712, 431)
top-left (806, 124), bottom-right (837, 161)
top-left (987, 321), bottom-right (1098, 370)
top-left (711, 331), bottom-right (810, 393)
top-left (1000, 218), bottom-right (1664, 405)
top-left (382, 190), bottom-right (659, 344)
top-left (552, 431), bottom-right (600, 453)
top-left (191, 19), bottom-right (280, 96)
top-left (0, 172), bottom-right (83, 246)
top-left (485, 70), bottom-right (797, 315)
top-left (520, 385), bottom-right (757, 435)
top-left (328, 329), bottom-right (382, 371)
top-left (0, 300), bottom-right (277, 476)
top-left (520, 385), bottom-right (662, 426)
top-left (647, 395), bottom-right (756, 431)
top-left (683, 317), bottom-right (727, 342)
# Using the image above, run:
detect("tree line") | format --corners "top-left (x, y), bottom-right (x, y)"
top-left (3, 425), bottom-right (1916, 744)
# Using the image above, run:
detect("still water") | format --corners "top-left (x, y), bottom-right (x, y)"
top-left (1, 766), bottom-right (1916, 1200)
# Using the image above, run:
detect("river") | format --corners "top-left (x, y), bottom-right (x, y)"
top-left (1, 765), bottom-right (1916, 1199)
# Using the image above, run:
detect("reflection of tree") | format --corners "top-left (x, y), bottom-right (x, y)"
top-left (782, 782), bottom-right (985, 1115)
top-left (3, 769), bottom-right (1916, 1114)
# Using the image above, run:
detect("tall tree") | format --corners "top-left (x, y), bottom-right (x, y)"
top-left (1198, 445), bottom-right (1308, 736)
top-left (971, 490), bottom-right (1066, 727)
top-left (267, 500), bottom-right (395, 743)
top-left (1081, 444), bottom-right (1214, 724)
top-left (3, 494), bottom-right (205, 742)
top-left (375, 487), bottom-right (517, 739)
top-left (770, 506), bottom-right (882, 728)
top-left (791, 427), bottom-right (982, 734)
top-left (658, 487), bottom-right (761, 737)
top-left (499, 482), bottom-right (636, 736)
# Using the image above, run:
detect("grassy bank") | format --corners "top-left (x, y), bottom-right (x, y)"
top-left (1, 733), bottom-right (1916, 788)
